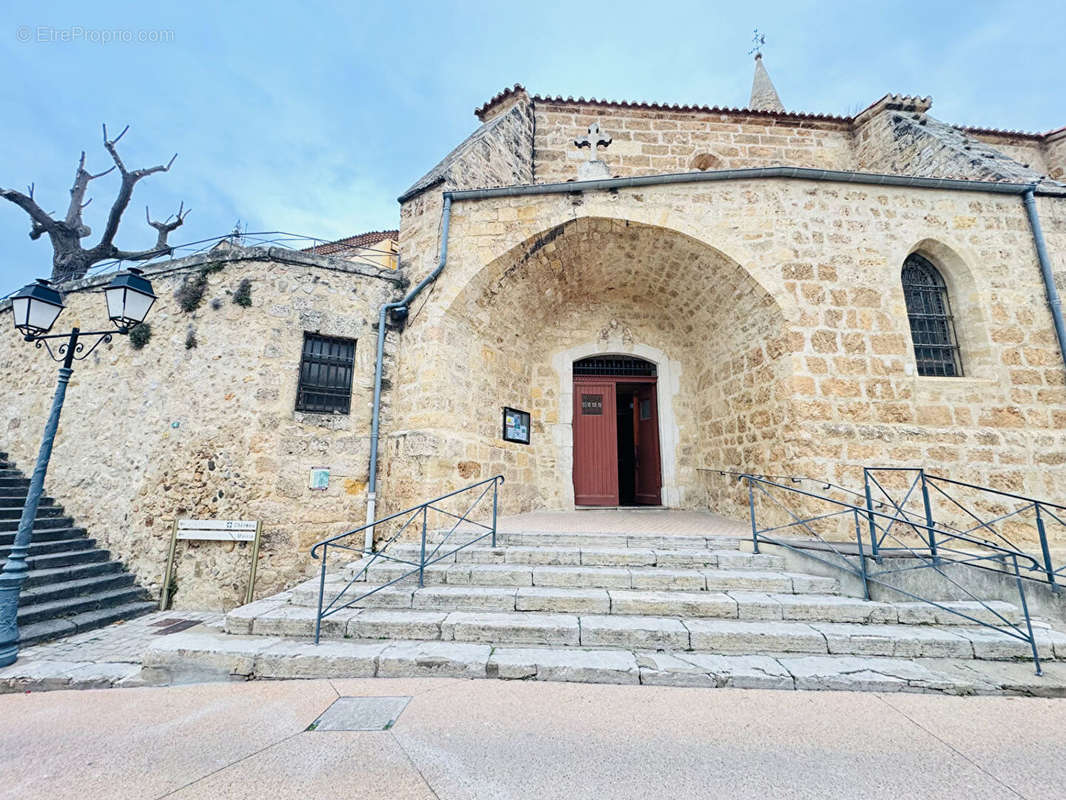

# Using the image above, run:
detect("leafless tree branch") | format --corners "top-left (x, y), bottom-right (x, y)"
top-left (1, 124), bottom-right (185, 282)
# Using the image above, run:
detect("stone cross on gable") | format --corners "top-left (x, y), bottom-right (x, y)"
top-left (574, 122), bottom-right (612, 163)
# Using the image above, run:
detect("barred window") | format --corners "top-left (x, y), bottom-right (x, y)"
top-left (902, 254), bottom-right (963, 377)
top-left (295, 333), bottom-right (356, 414)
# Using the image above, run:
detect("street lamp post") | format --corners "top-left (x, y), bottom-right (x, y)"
top-left (0, 268), bottom-right (156, 667)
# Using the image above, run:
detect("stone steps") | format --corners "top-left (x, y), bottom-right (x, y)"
top-left (0, 453), bottom-right (153, 647)
top-left (286, 579), bottom-right (1021, 627)
top-left (225, 602), bottom-right (1060, 661)
top-left (0, 525), bottom-right (88, 547)
top-left (21, 559), bottom-right (125, 589)
top-left (386, 542), bottom-right (777, 569)
top-left (140, 629), bottom-right (1066, 696)
top-left (17, 600), bottom-right (158, 648)
top-left (19, 571), bottom-right (138, 606)
top-left (356, 562), bottom-right (837, 593)
top-left (0, 535), bottom-right (95, 559)
top-left (16, 585), bottom-right (149, 625)
top-left (8, 546), bottom-right (110, 572)
top-left (0, 503), bottom-right (64, 520)
top-left (0, 515), bottom-right (76, 533)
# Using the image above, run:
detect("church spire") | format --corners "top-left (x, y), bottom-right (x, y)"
top-left (749, 53), bottom-right (784, 112)
top-left (747, 30), bottom-right (784, 112)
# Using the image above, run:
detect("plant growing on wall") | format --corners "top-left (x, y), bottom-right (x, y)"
top-left (233, 278), bottom-right (252, 307)
top-left (175, 262), bottom-right (223, 312)
top-left (129, 322), bottom-right (152, 349)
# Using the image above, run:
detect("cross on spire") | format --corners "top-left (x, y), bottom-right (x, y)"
top-left (574, 122), bottom-right (612, 163)
top-left (749, 28), bottom-right (766, 58)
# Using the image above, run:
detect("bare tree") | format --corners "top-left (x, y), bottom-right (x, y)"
top-left (0, 125), bottom-right (189, 283)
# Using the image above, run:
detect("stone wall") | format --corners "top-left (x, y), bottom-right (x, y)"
top-left (533, 101), bottom-right (855, 183)
top-left (0, 249), bottom-right (400, 609)
top-left (854, 104), bottom-right (1049, 185)
top-left (381, 178), bottom-right (1066, 545)
top-left (1046, 130), bottom-right (1066, 181)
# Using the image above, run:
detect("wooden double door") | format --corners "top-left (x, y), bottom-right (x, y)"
top-left (572, 375), bottom-right (662, 507)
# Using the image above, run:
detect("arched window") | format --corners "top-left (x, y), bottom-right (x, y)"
top-left (902, 254), bottom-right (963, 377)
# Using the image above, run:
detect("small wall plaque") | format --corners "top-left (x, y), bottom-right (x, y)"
top-left (309, 467), bottom-right (330, 490)
top-left (502, 407), bottom-right (531, 445)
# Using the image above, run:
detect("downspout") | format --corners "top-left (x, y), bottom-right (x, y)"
top-left (1022, 188), bottom-right (1066, 376)
top-left (364, 194), bottom-right (452, 550)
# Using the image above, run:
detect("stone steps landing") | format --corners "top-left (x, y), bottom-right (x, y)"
top-left (425, 531), bottom-right (742, 551)
top-left (140, 629), bottom-right (1066, 696)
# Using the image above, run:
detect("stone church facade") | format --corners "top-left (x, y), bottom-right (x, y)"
top-left (2, 59), bottom-right (1065, 608)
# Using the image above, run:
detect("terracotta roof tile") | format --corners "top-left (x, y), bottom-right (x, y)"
top-left (474, 85), bottom-right (1062, 140)
top-left (302, 229), bottom-right (397, 256)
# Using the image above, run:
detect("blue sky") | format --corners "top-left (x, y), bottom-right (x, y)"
top-left (1, 0), bottom-right (1063, 292)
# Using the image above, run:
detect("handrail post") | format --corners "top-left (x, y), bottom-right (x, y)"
top-left (418, 505), bottom-right (428, 588)
top-left (314, 544), bottom-right (327, 645)
top-left (492, 477), bottom-right (499, 548)
top-left (1011, 553), bottom-right (1042, 676)
top-left (920, 469), bottom-right (938, 563)
top-left (1035, 504), bottom-right (1058, 592)
top-left (863, 468), bottom-right (880, 562)
top-left (746, 477), bottom-right (759, 554)
top-left (853, 508), bottom-right (871, 600)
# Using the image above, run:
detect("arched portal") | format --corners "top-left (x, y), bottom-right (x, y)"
top-left (384, 216), bottom-right (793, 515)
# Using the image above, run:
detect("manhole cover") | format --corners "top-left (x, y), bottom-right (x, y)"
top-left (308, 696), bottom-right (411, 731)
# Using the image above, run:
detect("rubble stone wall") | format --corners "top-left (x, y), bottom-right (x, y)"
top-left (0, 251), bottom-right (400, 609)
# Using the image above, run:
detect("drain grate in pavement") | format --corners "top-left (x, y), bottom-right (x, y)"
top-left (152, 619), bottom-right (203, 636)
top-left (308, 697), bottom-right (412, 732)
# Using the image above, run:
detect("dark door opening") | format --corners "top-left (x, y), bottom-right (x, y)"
top-left (573, 357), bottom-right (662, 507)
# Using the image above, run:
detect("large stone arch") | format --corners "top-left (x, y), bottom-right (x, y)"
top-left (384, 215), bottom-right (795, 515)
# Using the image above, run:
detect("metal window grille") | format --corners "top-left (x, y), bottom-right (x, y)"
top-left (902, 254), bottom-right (963, 377)
top-left (296, 333), bottom-right (356, 413)
top-left (573, 356), bottom-right (657, 377)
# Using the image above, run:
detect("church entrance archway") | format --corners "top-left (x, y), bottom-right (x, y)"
top-left (572, 355), bottom-right (661, 507)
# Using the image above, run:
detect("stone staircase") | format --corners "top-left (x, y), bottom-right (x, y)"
top-left (0, 452), bottom-right (155, 646)
top-left (142, 526), bottom-right (1066, 694)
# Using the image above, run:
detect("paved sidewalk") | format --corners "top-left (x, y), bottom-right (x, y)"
top-left (0, 610), bottom-right (222, 692)
top-left (1, 677), bottom-right (1064, 799)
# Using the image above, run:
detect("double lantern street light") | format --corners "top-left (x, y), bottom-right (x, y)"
top-left (0, 269), bottom-right (156, 667)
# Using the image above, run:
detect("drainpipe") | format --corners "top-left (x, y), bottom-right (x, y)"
top-left (364, 194), bottom-right (452, 550)
top-left (1023, 188), bottom-right (1066, 376)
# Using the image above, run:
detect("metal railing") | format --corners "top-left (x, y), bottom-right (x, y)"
top-left (863, 468), bottom-right (1066, 591)
top-left (309, 475), bottom-right (504, 644)
top-left (740, 473), bottom-right (1047, 674)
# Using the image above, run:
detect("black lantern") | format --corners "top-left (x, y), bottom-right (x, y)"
top-left (9, 279), bottom-right (65, 338)
top-left (104, 268), bottom-right (156, 330)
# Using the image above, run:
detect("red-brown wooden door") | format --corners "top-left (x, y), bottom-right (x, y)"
top-left (634, 383), bottom-right (662, 505)
top-left (573, 380), bottom-right (618, 506)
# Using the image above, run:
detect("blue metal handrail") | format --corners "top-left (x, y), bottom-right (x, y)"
top-left (863, 467), bottom-right (1066, 591)
top-left (309, 475), bottom-right (504, 644)
top-left (740, 473), bottom-right (1046, 675)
